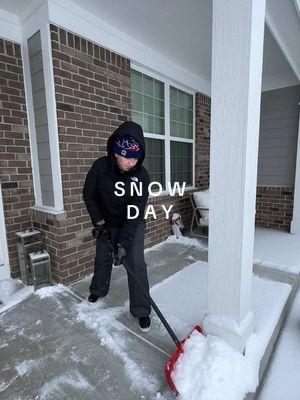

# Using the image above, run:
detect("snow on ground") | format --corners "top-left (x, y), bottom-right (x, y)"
top-left (1, 230), bottom-right (299, 400)
top-left (150, 260), bottom-right (292, 400)
top-left (0, 278), bottom-right (33, 314)
top-left (76, 300), bottom-right (161, 395)
top-left (165, 234), bottom-right (207, 251)
top-left (37, 370), bottom-right (91, 400)
top-left (34, 283), bottom-right (66, 299)
top-left (258, 290), bottom-right (300, 400)
top-left (254, 227), bottom-right (300, 273)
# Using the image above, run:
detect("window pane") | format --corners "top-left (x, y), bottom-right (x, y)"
top-left (132, 111), bottom-right (143, 126)
top-left (186, 93), bottom-right (193, 109)
top-left (155, 117), bottom-right (164, 135)
top-left (154, 80), bottom-right (164, 100)
top-left (144, 95), bottom-right (154, 115)
top-left (170, 104), bottom-right (177, 122)
top-left (154, 99), bottom-right (164, 117)
top-left (186, 124), bottom-right (193, 139)
top-left (131, 69), bottom-right (165, 135)
top-left (170, 86), bottom-right (194, 139)
top-left (170, 120), bottom-right (178, 137)
top-left (178, 90), bottom-right (185, 107)
top-left (144, 114), bottom-right (155, 133)
top-left (132, 69), bottom-right (142, 92)
top-left (144, 138), bottom-right (165, 189)
top-left (143, 75), bottom-right (154, 96)
top-left (171, 141), bottom-right (192, 186)
top-left (132, 91), bottom-right (143, 112)
top-left (170, 86), bottom-right (177, 105)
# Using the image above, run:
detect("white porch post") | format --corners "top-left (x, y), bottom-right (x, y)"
top-left (203, 0), bottom-right (266, 352)
top-left (291, 109), bottom-right (300, 234)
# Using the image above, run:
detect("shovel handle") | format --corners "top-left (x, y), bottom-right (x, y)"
top-left (121, 257), bottom-right (181, 347)
top-left (102, 236), bottom-right (181, 348)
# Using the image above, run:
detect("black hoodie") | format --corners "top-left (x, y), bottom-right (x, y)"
top-left (82, 121), bottom-right (150, 247)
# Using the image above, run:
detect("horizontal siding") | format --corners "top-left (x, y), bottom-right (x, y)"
top-left (257, 85), bottom-right (300, 186)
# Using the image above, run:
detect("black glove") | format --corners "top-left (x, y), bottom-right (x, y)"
top-left (92, 225), bottom-right (111, 241)
top-left (116, 231), bottom-right (133, 250)
top-left (114, 243), bottom-right (126, 266)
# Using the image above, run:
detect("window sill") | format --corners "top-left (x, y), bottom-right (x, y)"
top-left (148, 185), bottom-right (196, 199)
top-left (30, 205), bottom-right (66, 217)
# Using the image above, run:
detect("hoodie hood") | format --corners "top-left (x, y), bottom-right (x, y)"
top-left (107, 121), bottom-right (146, 167)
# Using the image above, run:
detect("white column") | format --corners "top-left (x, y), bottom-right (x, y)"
top-left (203, 0), bottom-right (266, 352)
top-left (291, 109), bottom-right (300, 234)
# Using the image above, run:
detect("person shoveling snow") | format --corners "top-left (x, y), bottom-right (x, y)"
top-left (83, 121), bottom-right (151, 333)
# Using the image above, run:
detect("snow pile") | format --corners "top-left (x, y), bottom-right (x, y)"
top-left (34, 284), bottom-right (66, 299)
top-left (165, 234), bottom-right (207, 250)
top-left (173, 330), bottom-right (256, 400)
top-left (76, 301), bottom-right (160, 394)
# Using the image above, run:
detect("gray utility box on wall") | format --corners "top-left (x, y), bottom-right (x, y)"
top-left (16, 229), bottom-right (43, 285)
top-left (28, 250), bottom-right (52, 291)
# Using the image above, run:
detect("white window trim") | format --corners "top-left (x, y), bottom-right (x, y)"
top-left (22, 21), bottom-right (64, 214)
top-left (131, 63), bottom-right (196, 198)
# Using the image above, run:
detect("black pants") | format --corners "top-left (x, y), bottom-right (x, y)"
top-left (89, 221), bottom-right (151, 318)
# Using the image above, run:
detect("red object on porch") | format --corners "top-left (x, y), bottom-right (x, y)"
top-left (165, 325), bottom-right (204, 396)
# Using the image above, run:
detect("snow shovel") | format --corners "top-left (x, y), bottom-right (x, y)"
top-left (99, 230), bottom-right (204, 396)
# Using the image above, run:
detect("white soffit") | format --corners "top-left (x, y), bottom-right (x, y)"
top-left (0, 0), bottom-right (299, 92)
top-left (266, 0), bottom-right (300, 80)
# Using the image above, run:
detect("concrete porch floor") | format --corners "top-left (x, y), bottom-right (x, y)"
top-left (0, 229), bottom-right (299, 400)
top-left (0, 240), bottom-right (207, 400)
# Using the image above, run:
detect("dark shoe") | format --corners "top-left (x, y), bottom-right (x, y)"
top-left (88, 293), bottom-right (100, 305)
top-left (138, 316), bottom-right (151, 333)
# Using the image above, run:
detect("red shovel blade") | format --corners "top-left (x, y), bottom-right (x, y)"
top-left (165, 325), bottom-right (203, 396)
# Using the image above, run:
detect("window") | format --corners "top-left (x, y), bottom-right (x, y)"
top-left (131, 68), bottom-right (194, 191)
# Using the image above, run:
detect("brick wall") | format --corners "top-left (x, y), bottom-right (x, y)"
top-left (30, 24), bottom-right (133, 283)
top-left (195, 92), bottom-right (210, 189)
top-left (256, 186), bottom-right (294, 231)
top-left (0, 38), bottom-right (35, 278)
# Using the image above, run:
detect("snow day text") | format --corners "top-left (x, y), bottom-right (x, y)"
top-left (114, 181), bottom-right (186, 220)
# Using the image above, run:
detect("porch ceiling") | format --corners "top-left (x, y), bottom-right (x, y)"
top-left (0, 0), bottom-right (299, 90)
top-left (69, 0), bottom-right (299, 90)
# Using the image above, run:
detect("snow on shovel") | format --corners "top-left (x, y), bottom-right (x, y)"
top-left (100, 229), bottom-right (204, 396)
top-left (165, 325), bottom-right (203, 396)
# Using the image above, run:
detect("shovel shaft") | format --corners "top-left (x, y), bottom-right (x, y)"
top-left (121, 257), bottom-right (181, 348)
top-left (101, 234), bottom-right (181, 347)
